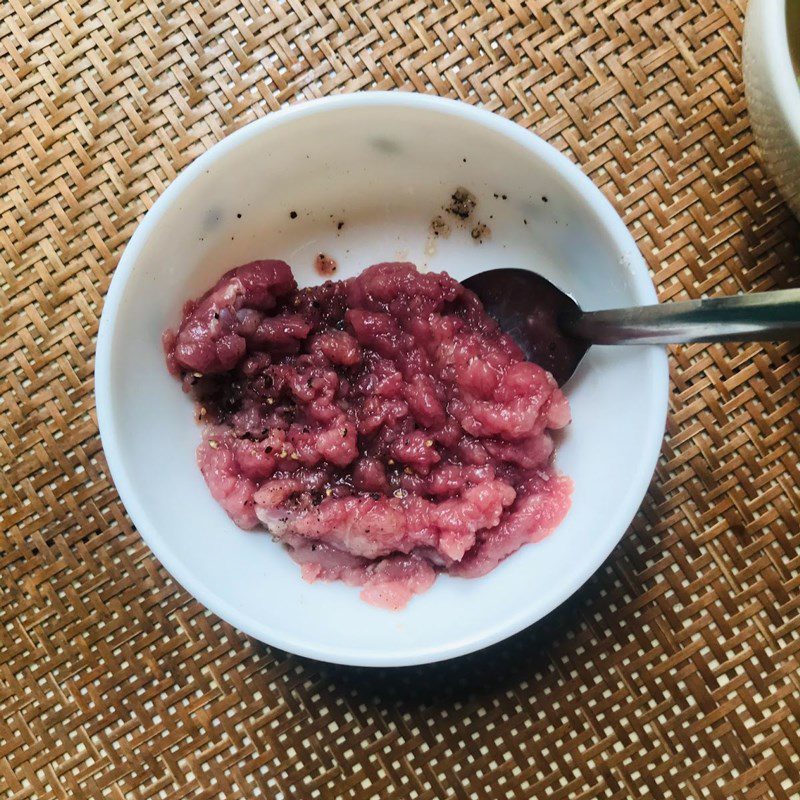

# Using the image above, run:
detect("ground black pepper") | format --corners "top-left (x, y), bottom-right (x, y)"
top-left (445, 187), bottom-right (477, 220)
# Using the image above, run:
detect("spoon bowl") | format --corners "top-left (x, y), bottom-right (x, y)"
top-left (462, 268), bottom-right (589, 386)
top-left (465, 269), bottom-right (800, 385)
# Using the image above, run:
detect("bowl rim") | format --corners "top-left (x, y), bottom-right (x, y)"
top-left (95, 91), bottom-right (669, 667)
top-left (748, 0), bottom-right (800, 142)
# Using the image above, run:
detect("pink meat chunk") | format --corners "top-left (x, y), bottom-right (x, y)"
top-left (165, 261), bottom-right (572, 609)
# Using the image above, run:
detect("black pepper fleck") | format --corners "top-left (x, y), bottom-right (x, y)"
top-left (471, 222), bottom-right (491, 242)
top-left (289, 210), bottom-right (298, 219)
top-left (445, 187), bottom-right (477, 220)
top-left (430, 215), bottom-right (450, 238)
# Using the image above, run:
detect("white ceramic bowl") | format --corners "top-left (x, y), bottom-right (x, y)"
top-left (96, 93), bottom-right (668, 666)
top-left (744, 0), bottom-right (800, 217)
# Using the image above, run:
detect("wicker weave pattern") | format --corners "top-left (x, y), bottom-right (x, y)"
top-left (2, 1), bottom-right (799, 798)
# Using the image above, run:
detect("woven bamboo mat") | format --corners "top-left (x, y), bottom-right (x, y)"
top-left (2, 0), bottom-right (799, 797)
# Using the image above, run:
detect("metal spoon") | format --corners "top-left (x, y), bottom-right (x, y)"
top-left (462, 268), bottom-right (800, 386)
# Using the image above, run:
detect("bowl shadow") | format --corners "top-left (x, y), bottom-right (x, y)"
top-left (248, 547), bottom-right (634, 713)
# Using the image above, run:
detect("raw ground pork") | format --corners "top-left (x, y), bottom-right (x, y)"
top-left (164, 261), bottom-right (571, 609)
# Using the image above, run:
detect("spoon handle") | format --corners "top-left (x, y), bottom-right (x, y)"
top-left (569, 288), bottom-right (800, 345)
